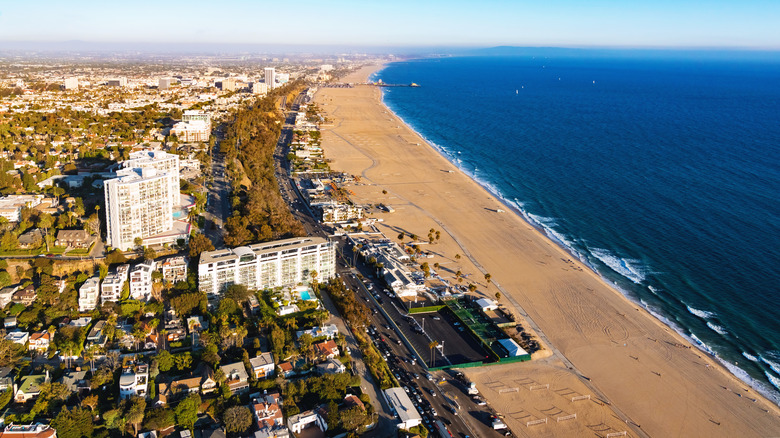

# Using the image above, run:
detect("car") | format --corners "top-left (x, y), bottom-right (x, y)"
top-left (413, 373), bottom-right (420, 379)
top-left (426, 373), bottom-right (434, 381)
top-left (448, 406), bottom-right (459, 415)
top-left (403, 386), bottom-right (410, 393)
top-left (428, 388), bottom-right (436, 397)
top-left (396, 339), bottom-right (402, 345)
top-left (430, 408), bottom-right (437, 416)
top-left (432, 316), bottom-right (441, 321)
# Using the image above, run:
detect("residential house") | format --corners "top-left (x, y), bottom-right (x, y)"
top-left (0, 286), bottom-right (18, 308)
top-left (28, 331), bottom-right (51, 353)
top-left (86, 320), bottom-right (108, 347)
top-left (313, 340), bottom-right (339, 360)
top-left (55, 229), bottom-right (95, 248)
top-left (11, 285), bottom-right (36, 306)
top-left (67, 317), bottom-right (92, 327)
top-left (59, 370), bottom-right (90, 394)
top-left (277, 362), bottom-right (294, 378)
top-left (5, 332), bottom-right (29, 345)
top-left (160, 256), bottom-right (187, 284)
top-left (0, 424), bottom-right (57, 438)
top-left (0, 367), bottom-right (14, 392)
top-left (249, 353), bottom-right (275, 379)
top-left (296, 324), bottom-right (338, 340)
top-left (186, 316), bottom-right (207, 333)
top-left (78, 276), bottom-right (100, 312)
top-left (164, 318), bottom-right (186, 343)
top-left (276, 304), bottom-right (299, 316)
top-left (253, 391), bottom-right (288, 438)
top-left (287, 410), bottom-right (327, 435)
top-left (220, 362), bottom-right (249, 394)
top-left (157, 364), bottom-right (217, 404)
top-left (17, 229), bottom-right (44, 249)
top-left (129, 262), bottom-right (156, 301)
top-left (315, 357), bottom-right (346, 375)
top-left (101, 264), bottom-right (129, 303)
top-left (119, 363), bottom-right (149, 399)
top-left (3, 316), bottom-right (17, 329)
top-left (14, 371), bottom-right (50, 403)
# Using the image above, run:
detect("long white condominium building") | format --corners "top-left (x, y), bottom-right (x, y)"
top-left (198, 237), bottom-right (336, 296)
top-left (104, 150), bottom-right (180, 251)
top-left (264, 67), bottom-right (275, 90)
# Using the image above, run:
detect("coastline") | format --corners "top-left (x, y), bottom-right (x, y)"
top-left (316, 63), bottom-right (780, 436)
top-left (372, 62), bottom-right (780, 407)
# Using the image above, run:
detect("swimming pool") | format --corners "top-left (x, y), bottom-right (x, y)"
top-left (299, 290), bottom-right (312, 300)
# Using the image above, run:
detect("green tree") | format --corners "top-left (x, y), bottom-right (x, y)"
top-left (223, 406), bottom-right (252, 434)
top-left (144, 407), bottom-right (175, 431)
top-left (143, 246), bottom-right (157, 261)
top-left (340, 405), bottom-right (369, 430)
top-left (0, 270), bottom-right (11, 288)
top-left (188, 232), bottom-right (214, 258)
top-left (51, 407), bottom-right (93, 438)
top-left (127, 397), bottom-right (147, 436)
top-left (103, 408), bottom-right (126, 432)
top-left (175, 352), bottom-right (193, 371)
top-left (224, 284), bottom-right (250, 304)
top-left (175, 393), bottom-right (201, 431)
top-left (157, 350), bottom-right (174, 372)
top-left (495, 291), bottom-right (501, 302)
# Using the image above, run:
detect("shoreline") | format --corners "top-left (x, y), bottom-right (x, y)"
top-left (317, 66), bottom-right (778, 436)
top-left (371, 62), bottom-right (780, 407)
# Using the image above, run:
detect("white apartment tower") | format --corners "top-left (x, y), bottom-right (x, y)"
top-left (78, 276), bottom-right (100, 313)
top-left (198, 237), bottom-right (336, 296)
top-left (104, 150), bottom-right (180, 251)
top-left (64, 77), bottom-right (79, 90)
top-left (264, 68), bottom-right (275, 90)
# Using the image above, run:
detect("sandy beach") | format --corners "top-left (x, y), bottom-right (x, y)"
top-left (315, 65), bottom-right (780, 437)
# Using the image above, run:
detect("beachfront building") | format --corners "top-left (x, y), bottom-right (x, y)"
top-left (77, 276), bottom-right (101, 312)
top-left (129, 262), bottom-right (156, 301)
top-left (197, 237), bottom-right (336, 297)
top-left (321, 204), bottom-right (363, 224)
top-left (101, 264), bottom-right (129, 303)
top-left (384, 387), bottom-right (422, 429)
top-left (104, 150), bottom-right (184, 250)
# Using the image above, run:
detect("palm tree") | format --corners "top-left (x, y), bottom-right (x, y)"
top-left (429, 341), bottom-right (439, 367)
top-left (484, 273), bottom-right (492, 286)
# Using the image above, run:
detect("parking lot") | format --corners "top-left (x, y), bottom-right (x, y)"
top-left (409, 310), bottom-right (492, 367)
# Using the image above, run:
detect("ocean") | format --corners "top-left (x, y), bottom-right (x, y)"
top-left (373, 53), bottom-right (780, 405)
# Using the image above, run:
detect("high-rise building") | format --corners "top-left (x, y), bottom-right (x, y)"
top-left (221, 77), bottom-right (237, 91)
top-left (107, 77), bottom-right (127, 87)
top-left (104, 150), bottom-right (181, 251)
top-left (159, 77), bottom-right (172, 90)
top-left (64, 77), bottom-right (79, 90)
top-left (252, 82), bottom-right (268, 95)
top-left (198, 237), bottom-right (336, 296)
top-left (264, 68), bottom-right (275, 90)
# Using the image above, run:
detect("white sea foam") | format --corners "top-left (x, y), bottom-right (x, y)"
top-left (765, 372), bottom-right (780, 391)
top-left (690, 333), bottom-right (716, 355)
top-left (761, 353), bottom-right (780, 375)
top-left (686, 305), bottom-right (716, 320)
top-left (707, 322), bottom-right (728, 336)
top-left (742, 352), bottom-right (759, 362)
top-left (648, 285), bottom-right (660, 295)
top-left (591, 248), bottom-right (646, 284)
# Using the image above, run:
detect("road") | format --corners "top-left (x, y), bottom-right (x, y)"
top-left (204, 127), bottom-right (229, 249)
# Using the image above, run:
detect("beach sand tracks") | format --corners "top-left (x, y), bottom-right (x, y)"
top-left (544, 282), bottom-right (602, 338)
top-left (587, 422), bottom-right (631, 438)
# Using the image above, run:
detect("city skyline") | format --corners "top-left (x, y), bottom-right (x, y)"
top-left (1, 0), bottom-right (779, 50)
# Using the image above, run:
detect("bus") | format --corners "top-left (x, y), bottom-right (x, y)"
top-left (434, 420), bottom-right (452, 438)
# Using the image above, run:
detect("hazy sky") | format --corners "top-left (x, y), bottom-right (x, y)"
top-left (1, 0), bottom-right (778, 49)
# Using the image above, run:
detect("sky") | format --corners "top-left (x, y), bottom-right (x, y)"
top-left (0, 0), bottom-right (778, 50)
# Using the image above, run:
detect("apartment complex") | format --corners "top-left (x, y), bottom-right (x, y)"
top-left (129, 262), bottom-right (156, 301)
top-left (104, 150), bottom-right (182, 251)
top-left (77, 277), bottom-right (100, 313)
top-left (171, 110), bottom-right (211, 142)
top-left (0, 195), bottom-right (44, 222)
top-left (101, 264), bottom-right (129, 303)
top-left (198, 237), bottom-right (336, 296)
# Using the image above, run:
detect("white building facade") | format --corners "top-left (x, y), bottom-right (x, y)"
top-left (264, 68), bottom-right (275, 89)
top-left (104, 150), bottom-right (180, 251)
top-left (101, 264), bottom-right (129, 303)
top-left (129, 262), bottom-right (156, 301)
top-left (198, 237), bottom-right (336, 296)
top-left (78, 276), bottom-right (100, 312)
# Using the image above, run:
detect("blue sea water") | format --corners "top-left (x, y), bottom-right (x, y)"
top-left (373, 54), bottom-right (780, 404)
